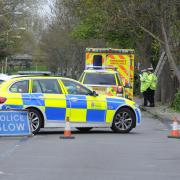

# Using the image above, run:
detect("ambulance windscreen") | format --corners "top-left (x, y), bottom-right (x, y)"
top-left (83, 73), bottom-right (116, 85)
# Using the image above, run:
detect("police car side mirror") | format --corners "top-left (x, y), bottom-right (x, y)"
top-left (92, 91), bottom-right (98, 97)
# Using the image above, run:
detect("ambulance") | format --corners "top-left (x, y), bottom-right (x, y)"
top-left (79, 48), bottom-right (135, 100)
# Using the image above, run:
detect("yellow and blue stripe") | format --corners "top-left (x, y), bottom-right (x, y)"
top-left (1, 92), bottom-right (140, 125)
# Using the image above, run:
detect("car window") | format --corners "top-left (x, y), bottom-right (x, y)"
top-left (32, 80), bottom-right (43, 93)
top-left (83, 73), bottom-right (116, 85)
top-left (61, 79), bottom-right (92, 95)
top-left (0, 80), bottom-right (4, 84)
top-left (10, 80), bottom-right (29, 93)
top-left (32, 79), bottom-right (62, 94)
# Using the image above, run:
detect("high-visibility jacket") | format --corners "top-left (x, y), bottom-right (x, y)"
top-left (140, 72), bottom-right (149, 93)
top-left (148, 73), bottom-right (157, 90)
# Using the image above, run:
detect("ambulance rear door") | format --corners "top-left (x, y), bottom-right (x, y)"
top-left (106, 53), bottom-right (133, 99)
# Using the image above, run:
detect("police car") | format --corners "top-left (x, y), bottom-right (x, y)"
top-left (79, 68), bottom-right (124, 97)
top-left (0, 76), bottom-right (141, 134)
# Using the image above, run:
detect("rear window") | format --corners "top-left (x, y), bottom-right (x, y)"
top-left (83, 73), bottom-right (116, 85)
top-left (9, 80), bottom-right (29, 93)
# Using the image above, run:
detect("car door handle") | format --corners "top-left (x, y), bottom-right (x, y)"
top-left (70, 97), bottom-right (78, 102)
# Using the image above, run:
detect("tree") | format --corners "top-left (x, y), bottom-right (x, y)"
top-left (0, 0), bottom-right (45, 73)
top-left (39, 0), bottom-right (105, 78)
top-left (38, 0), bottom-right (179, 103)
top-left (63, 0), bottom-right (180, 102)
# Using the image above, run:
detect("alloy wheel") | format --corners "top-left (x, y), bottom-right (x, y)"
top-left (114, 111), bottom-right (133, 131)
top-left (29, 111), bottom-right (40, 132)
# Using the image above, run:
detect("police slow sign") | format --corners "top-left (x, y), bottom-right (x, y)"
top-left (0, 110), bottom-right (31, 136)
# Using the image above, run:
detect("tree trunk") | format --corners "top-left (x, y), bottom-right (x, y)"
top-left (156, 59), bottom-right (179, 104)
top-left (161, 20), bottom-right (180, 83)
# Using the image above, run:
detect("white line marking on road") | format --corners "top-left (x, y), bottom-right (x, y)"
top-left (0, 137), bottom-right (30, 161)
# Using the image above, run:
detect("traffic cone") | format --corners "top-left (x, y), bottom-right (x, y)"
top-left (168, 117), bottom-right (180, 139)
top-left (60, 117), bottom-right (75, 139)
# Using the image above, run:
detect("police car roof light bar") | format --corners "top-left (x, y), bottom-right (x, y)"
top-left (17, 71), bottom-right (51, 76)
top-left (86, 65), bottom-right (117, 71)
top-left (86, 48), bottom-right (134, 54)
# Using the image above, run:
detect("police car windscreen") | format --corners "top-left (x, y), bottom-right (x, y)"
top-left (84, 73), bottom-right (116, 85)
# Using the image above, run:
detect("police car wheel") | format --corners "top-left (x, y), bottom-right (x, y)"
top-left (28, 109), bottom-right (42, 134)
top-left (112, 108), bottom-right (135, 133)
top-left (76, 127), bottom-right (93, 132)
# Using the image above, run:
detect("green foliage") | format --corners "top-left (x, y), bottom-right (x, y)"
top-left (68, 0), bottom-right (134, 48)
top-left (71, 2), bottom-right (107, 40)
top-left (72, 24), bottom-right (96, 39)
top-left (151, 39), bottom-right (160, 68)
top-left (0, 14), bottom-right (9, 59)
top-left (133, 69), bottom-right (140, 96)
top-left (171, 90), bottom-right (180, 112)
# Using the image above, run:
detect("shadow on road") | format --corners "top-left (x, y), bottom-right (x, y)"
top-left (37, 129), bottom-right (141, 135)
top-left (0, 130), bottom-right (142, 140)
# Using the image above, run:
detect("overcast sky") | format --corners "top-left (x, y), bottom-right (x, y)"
top-left (38, 0), bottom-right (54, 17)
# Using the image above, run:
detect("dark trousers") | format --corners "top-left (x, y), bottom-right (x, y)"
top-left (142, 91), bottom-right (148, 106)
top-left (147, 88), bottom-right (155, 106)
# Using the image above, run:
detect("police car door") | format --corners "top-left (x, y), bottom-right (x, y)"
top-left (31, 79), bottom-right (67, 123)
top-left (61, 79), bottom-right (106, 123)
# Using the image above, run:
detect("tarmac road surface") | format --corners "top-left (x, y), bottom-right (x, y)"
top-left (0, 112), bottom-right (180, 180)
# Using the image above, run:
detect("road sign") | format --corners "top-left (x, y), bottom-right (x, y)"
top-left (0, 110), bottom-right (32, 136)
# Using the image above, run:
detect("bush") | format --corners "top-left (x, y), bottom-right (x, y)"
top-left (171, 90), bottom-right (180, 112)
top-left (133, 69), bottom-right (140, 96)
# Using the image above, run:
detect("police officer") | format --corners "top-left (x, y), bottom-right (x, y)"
top-left (147, 67), bottom-right (157, 107)
top-left (140, 69), bottom-right (149, 106)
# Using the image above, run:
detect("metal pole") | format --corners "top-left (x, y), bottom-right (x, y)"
top-left (5, 31), bottom-right (8, 74)
top-left (1, 62), bottom-right (3, 73)
top-left (5, 57), bottom-right (8, 74)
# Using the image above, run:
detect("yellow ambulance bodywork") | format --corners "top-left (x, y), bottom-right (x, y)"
top-left (85, 48), bottom-right (135, 100)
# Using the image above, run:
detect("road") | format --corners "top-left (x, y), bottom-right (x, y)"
top-left (0, 112), bottom-right (180, 180)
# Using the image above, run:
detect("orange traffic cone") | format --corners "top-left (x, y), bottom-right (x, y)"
top-left (60, 117), bottom-right (75, 139)
top-left (168, 117), bottom-right (180, 139)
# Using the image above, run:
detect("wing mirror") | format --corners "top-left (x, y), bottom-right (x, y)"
top-left (91, 91), bottom-right (98, 97)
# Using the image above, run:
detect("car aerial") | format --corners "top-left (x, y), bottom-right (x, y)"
top-left (0, 76), bottom-right (141, 134)
top-left (79, 69), bottom-right (124, 97)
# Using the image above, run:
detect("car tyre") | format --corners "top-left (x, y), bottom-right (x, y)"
top-left (28, 108), bottom-right (43, 134)
top-left (76, 127), bottom-right (93, 132)
top-left (111, 107), bottom-right (135, 133)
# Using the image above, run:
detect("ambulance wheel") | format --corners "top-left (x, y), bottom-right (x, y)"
top-left (76, 127), bottom-right (93, 132)
top-left (111, 107), bottom-right (135, 133)
top-left (28, 108), bottom-right (42, 134)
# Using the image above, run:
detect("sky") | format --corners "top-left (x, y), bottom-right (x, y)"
top-left (38, 0), bottom-right (54, 17)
